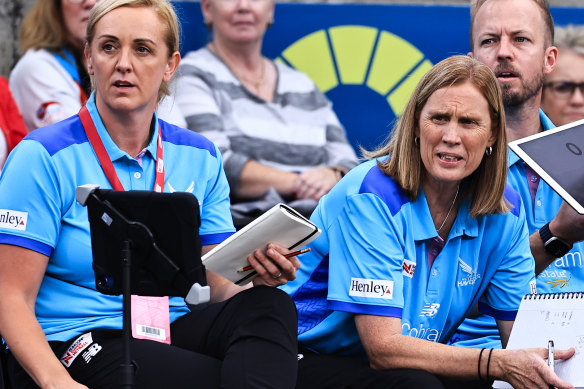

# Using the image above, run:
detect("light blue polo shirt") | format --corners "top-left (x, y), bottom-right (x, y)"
top-left (511, 111), bottom-right (584, 292)
top-left (0, 93), bottom-right (235, 341)
top-left (281, 159), bottom-right (535, 357)
top-left (450, 110), bottom-right (584, 349)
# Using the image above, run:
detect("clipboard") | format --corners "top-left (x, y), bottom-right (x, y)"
top-left (202, 203), bottom-right (321, 285)
top-left (509, 118), bottom-right (584, 214)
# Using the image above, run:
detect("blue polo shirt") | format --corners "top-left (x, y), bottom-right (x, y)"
top-left (449, 110), bottom-right (584, 348)
top-left (281, 159), bottom-right (535, 357)
top-left (511, 111), bottom-right (584, 292)
top-left (0, 93), bottom-right (235, 341)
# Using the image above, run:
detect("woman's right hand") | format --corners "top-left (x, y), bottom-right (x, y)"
top-left (496, 347), bottom-right (575, 389)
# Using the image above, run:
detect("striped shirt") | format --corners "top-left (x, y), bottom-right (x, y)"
top-left (175, 48), bottom-right (358, 192)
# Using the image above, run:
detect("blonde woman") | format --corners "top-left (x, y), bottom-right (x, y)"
top-left (0, 1), bottom-right (299, 388)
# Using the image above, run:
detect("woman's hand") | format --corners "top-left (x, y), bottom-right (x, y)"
top-left (295, 167), bottom-right (340, 201)
top-left (497, 347), bottom-right (575, 389)
top-left (250, 243), bottom-right (301, 287)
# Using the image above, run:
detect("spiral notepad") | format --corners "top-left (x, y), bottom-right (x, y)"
top-left (493, 293), bottom-right (584, 388)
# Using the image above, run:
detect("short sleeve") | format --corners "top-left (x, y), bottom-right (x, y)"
top-left (198, 144), bottom-right (235, 245)
top-left (327, 193), bottom-right (405, 317)
top-left (10, 50), bottom-right (82, 131)
top-left (479, 202), bottom-right (535, 319)
top-left (0, 139), bottom-right (62, 255)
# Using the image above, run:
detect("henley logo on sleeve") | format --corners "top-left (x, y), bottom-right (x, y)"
top-left (402, 259), bottom-right (416, 278)
top-left (0, 209), bottom-right (28, 231)
top-left (348, 277), bottom-right (393, 299)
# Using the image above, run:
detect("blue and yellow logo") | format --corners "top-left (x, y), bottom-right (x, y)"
top-left (277, 26), bottom-right (432, 150)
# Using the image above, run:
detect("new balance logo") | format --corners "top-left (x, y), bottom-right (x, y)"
top-left (420, 303), bottom-right (440, 317)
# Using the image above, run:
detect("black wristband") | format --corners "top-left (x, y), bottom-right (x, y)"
top-left (486, 348), bottom-right (494, 381)
top-left (478, 348), bottom-right (486, 381)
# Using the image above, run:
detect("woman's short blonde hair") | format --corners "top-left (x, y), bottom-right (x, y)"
top-left (20, 0), bottom-right (72, 53)
top-left (86, 0), bottom-right (180, 101)
top-left (365, 55), bottom-right (509, 217)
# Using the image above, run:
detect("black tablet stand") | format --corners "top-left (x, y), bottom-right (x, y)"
top-left (76, 184), bottom-right (210, 388)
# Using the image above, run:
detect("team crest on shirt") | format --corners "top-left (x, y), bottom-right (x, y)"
top-left (457, 257), bottom-right (481, 287)
top-left (402, 259), bottom-right (416, 278)
top-left (0, 209), bottom-right (27, 231)
top-left (167, 181), bottom-right (194, 193)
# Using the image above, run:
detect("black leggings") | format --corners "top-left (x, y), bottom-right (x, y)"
top-left (8, 287), bottom-right (298, 389)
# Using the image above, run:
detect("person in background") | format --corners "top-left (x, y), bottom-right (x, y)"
top-left (282, 55), bottom-right (574, 389)
top-left (450, 0), bottom-right (584, 354)
top-left (541, 24), bottom-right (584, 126)
top-left (0, 77), bottom-right (27, 171)
top-left (174, 0), bottom-right (358, 227)
top-left (9, 0), bottom-right (183, 132)
top-left (0, 0), bottom-right (299, 388)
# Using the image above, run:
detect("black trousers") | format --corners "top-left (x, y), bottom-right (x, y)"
top-left (8, 287), bottom-right (298, 389)
top-left (296, 346), bottom-right (493, 389)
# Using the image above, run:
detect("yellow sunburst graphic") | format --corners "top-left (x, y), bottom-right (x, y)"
top-left (277, 26), bottom-right (433, 116)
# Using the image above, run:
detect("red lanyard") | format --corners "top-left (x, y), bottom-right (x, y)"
top-left (79, 105), bottom-right (165, 192)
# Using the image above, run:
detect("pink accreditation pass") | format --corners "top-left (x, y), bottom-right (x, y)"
top-left (131, 295), bottom-right (171, 344)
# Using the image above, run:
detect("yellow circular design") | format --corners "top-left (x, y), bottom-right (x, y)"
top-left (276, 25), bottom-right (432, 116)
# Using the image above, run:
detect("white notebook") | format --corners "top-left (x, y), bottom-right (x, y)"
top-left (202, 203), bottom-right (321, 285)
top-left (493, 293), bottom-right (584, 388)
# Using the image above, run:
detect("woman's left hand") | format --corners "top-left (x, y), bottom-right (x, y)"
top-left (250, 243), bottom-right (301, 287)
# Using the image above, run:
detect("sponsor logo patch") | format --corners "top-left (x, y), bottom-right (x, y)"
top-left (349, 277), bottom-right (393, 299)
top-left (402, 259), bottom-right (416, 278)
top-left (0, 209), bottom-right (28, 231)
top-left (61, 333), bottom-right (93, 367)
top-left (81, 343), bottom-right (102, 363)
top-left (420, 302), bottom-right (440, 317)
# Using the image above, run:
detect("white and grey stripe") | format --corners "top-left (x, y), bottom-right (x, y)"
top-left (175, 48), bottom-right (358, 191)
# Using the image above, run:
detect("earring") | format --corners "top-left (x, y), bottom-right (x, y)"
top-left (267, 16), bottom-right (274, 28)
top-left (485, 146), bottom-right (493, 156)
top-left (204, 18), bottom-right (213, 30)
top-left (414, 137), bottom-right (420, 147)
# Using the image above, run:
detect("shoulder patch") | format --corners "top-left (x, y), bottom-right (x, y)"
top-left (359, 164), bottom-right (409, 216)
top-left (503, 184), bottom-right (522, 217)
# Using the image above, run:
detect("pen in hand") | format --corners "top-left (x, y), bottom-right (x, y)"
top-left (237, 248), bottom-right (311, 272)
top-left (548, 340), bottom-right (554, 389)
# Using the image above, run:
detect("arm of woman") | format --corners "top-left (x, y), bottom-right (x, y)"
top-left (203, 243), bottom-right (300, 303)
top-left (9, 51), bottom-right (84, 131)
top-left (176, 62), bottom-right (301, 200)
top-left (0, 244), bottom-right (87, 389)
top-left (295, 89), bottom-right (358, 201)
top-left (354, 313), bottom-right (574, 388)
top-left (237, 160), bottom-right (299, 199)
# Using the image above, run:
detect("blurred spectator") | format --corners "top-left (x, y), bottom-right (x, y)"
top-left (0, 77), bottom-right (27, 171)
top-left (541, 24), bottom-right (584, 126)
top-left (174, 0), bottom-right (358, 226)
top-left (9, 0), bottom-right (184, 132)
